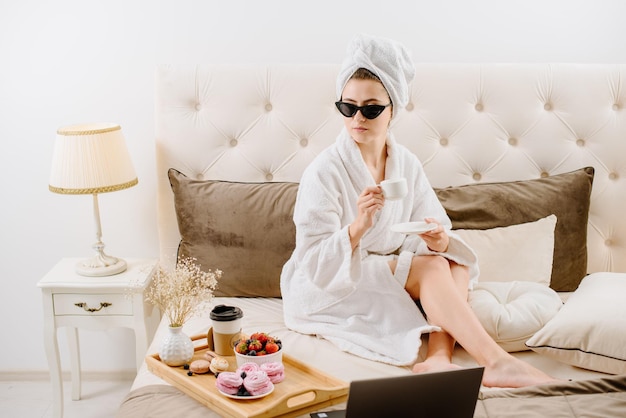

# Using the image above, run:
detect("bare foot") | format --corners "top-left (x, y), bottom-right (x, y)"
top-left (412, 358), bottom-right (463, 374)
top-left (482, 356), bottom-right (559, 388)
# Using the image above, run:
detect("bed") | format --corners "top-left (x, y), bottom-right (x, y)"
top-left (118, 63), bottom-right (626, 417)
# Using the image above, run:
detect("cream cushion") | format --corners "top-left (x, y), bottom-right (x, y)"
top-left (526, 272), bottom-right (626, 374)
top-left (455, 214), bottom-right (557, 285)
top-left (469, 281), bottom-right (563, 352)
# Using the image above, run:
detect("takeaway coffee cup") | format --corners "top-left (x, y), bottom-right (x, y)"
top-left (210, 304), bottom-right (244, 356)
top-left (380, 178), bottom-right (408, 200)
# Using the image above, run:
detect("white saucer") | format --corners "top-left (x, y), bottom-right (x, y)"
top-left (391, 221), bottom-right (437, 235)
top-left (218, 383), bottom-right (274, 400)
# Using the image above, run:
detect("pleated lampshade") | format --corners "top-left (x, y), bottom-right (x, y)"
top-left (49, 123), bottom-right (137, 194)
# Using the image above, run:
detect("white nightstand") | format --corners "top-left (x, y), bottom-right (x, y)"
top-left (37, 258), bottom-right (160, 418)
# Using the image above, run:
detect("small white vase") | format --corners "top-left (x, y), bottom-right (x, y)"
top-left (159, 325), bottom-right (194, 366)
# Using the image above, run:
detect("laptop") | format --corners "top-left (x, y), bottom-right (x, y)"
top-left (310, 366), bottom-right (484, 418)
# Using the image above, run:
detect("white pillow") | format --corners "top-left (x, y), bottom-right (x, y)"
top-left (526, 272), bottom-right (626, 374)
top-left (469, 281), bottom-right (562, 352)
top-left (455, 214), bottom-right (556, 285)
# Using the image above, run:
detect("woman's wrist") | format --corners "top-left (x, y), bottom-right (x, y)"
top-left (348, 222), bottom-right (364, 250)
top-left (427, 234), bottom-right (449, 253)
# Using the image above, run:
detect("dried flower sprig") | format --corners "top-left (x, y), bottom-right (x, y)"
top-left (145, 257), bottom-right (221, 327)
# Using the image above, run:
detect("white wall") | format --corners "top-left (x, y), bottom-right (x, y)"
top-left (1, 0), bottom-right (625, 375)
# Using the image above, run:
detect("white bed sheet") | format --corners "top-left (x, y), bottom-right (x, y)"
top-left (131, 296), bottom-right (607, 394)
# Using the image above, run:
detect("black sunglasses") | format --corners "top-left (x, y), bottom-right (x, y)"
top-left (335, 101), bottom-right (391, 120)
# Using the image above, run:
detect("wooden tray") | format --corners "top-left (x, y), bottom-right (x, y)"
top-left (146, 334), bottom-right (348, 418)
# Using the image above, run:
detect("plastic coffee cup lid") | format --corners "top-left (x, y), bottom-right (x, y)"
top-left (210, 304), bottom-right (243, 321)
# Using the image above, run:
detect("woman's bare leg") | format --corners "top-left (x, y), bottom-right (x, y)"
top-left (403, 255), bottom-right (556, 388)
top-left (412, 261), bottom-right (468, 373)
top-left (412, 331), bottom-right (461, 373)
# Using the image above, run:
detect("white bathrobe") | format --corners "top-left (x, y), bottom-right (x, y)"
top-left (280, 129), bottom-right (478, 366)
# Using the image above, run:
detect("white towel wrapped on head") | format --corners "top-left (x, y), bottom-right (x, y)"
top-left (336, 34), bottom-right (415, 119)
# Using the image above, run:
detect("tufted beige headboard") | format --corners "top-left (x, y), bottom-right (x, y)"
top-left (155, 64), bottom-right (626, 275)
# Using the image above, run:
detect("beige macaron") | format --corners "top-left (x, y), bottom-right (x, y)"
top-left (209, 357), bottom-right (230, 374)
top-left (189, 359), bottom-right (211, 374)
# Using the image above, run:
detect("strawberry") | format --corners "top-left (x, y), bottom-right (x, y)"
top-left (235, 341), bottom-right (248, 354)
top-left (250, 332), bottom-right (270, 345)
top-left (265, 341), bottom-right (279, 354)
top-left (247, 339), bottom-right (263, 352)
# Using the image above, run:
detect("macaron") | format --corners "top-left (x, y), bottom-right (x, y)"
top-left (189, 359), bottom-right (210, 374)
top-left (210, 357), bottom-right (230, 374)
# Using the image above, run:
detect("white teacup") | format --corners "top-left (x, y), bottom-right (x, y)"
top-left (380, 178), bottom-right (408, 201)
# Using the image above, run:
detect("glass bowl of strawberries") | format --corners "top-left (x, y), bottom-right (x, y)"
top-left (233, 332), bottom-right (283, 367)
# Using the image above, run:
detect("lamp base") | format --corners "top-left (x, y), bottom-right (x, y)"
top-left (75, 256), bottom-right (127, 277)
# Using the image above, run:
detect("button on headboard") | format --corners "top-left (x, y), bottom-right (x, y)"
top-left (156, 64), bottom-right (626, 273)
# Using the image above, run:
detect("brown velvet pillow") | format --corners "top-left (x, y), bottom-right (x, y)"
top-left (435, 167), bottom-right (594, 292)
top-left (168, 168), bottom-right (298, 297)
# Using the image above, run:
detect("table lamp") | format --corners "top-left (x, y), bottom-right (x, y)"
top-left (49, 123), bottom-right (138, 276)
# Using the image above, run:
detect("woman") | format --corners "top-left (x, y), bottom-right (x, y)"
top-left (280, 34), bottom-right (555, 388)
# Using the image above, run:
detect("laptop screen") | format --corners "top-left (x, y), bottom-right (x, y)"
top-left (311, 367), bottom-right (484, 418)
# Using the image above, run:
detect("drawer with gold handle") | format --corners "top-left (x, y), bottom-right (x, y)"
top-left (52, 293), bottom-right (132, 316)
